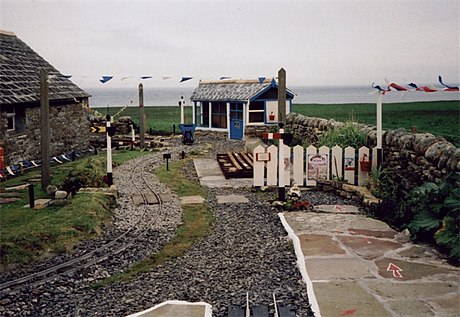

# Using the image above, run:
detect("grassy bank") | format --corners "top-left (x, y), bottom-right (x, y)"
top-left (103, 100), bottom-right (459, 146)
top-left (0, 150), bottom-right (150, 266)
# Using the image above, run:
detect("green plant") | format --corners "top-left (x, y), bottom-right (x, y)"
top-left (407, 173), bottom-right (459, 264)
top-left (365, 166), bottom-right (388, 198)
top-left (317, 120), bottom-right (367, 148)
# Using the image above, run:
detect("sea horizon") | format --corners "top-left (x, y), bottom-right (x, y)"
top-left (85, 85), bottom-right (460, 108)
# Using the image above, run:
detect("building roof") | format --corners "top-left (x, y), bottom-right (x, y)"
top-left (0, 30), bottom-right (90, 105)
top-left (190, 78), bottom-right (294, 102)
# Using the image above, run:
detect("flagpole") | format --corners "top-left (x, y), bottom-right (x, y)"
top-left (376, 91), bottom-right (383, 167)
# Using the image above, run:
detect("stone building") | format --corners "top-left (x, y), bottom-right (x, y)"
top-left (190, 78), bottom-right (294, 140)
top-left (0, 30), bottom-right (91, 164)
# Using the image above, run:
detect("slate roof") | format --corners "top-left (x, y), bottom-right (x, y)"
top-left (190, 78), bottom-right (294, 102)
top-left (0, 30), bottom-right (90, 105)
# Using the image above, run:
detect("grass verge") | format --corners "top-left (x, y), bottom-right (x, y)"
top-left (91, 158), bottom-right (212, 288)
top-left (0, 149), bottom-right (151, 267)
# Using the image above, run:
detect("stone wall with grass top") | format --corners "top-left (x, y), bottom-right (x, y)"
top-left (286, 112), bottom-right (460, 191)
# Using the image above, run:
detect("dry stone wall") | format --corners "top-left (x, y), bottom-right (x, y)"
top-left (1, 102), bottom-right (91, 164)
top-left (286, 112), bottom-right (460, 191)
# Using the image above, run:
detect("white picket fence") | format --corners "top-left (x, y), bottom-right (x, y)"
top-left (253, 144), bottom-right (378, 187)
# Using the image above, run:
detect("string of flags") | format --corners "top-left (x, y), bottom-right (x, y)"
top-left (372, 76), bottom-right (459, 94)
top-left (48, 74), bottom-right (272, 85)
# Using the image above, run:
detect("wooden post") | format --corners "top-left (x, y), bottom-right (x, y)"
top-left (106, 114), bottom-right (113, 186)
top-left (277, 68), bottom-right (287, 201)
top-left (40, 68), bottom-right (50, 189)
top-left (278, 68), bottom-right (286, 123)
top-left (139, 83), bottom-right (145, 149)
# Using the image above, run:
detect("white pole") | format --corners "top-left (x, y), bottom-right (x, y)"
top-left (179, 96), bottom-right (185, 124)
top-left (376, 92), bottom-right (382, 149)
top-left (106, 115), bottom-right (113, 186)
top-left (376, 92), bottom-right (383, 167)
top-left (278, 126), bottom-right (285, 197)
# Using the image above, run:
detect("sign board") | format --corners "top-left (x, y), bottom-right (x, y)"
top-left (307, 154), bottom-right (328, 180)
top-left (256, 152), bottom-right (271, 162)
top-left (90, 126), bottom-right (106, 133)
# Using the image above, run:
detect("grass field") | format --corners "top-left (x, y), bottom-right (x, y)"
top-left (103, 100), bottom-right (459, 146)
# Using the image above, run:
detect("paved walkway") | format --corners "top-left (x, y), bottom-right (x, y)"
top-left (193, 159), bottom-right (252, 188)
top-left (281, 209), bottom-right (460, 317)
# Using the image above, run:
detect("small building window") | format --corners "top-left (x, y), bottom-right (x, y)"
top-left (211, 102), bottom-right (227, 129)
top-left (6, 108), bottom-right (26, 133)
top-left (248, 101), bottom-right (265, 124)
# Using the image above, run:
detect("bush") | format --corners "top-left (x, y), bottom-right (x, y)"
top-left (61, 157), bottom-right (107, 193)
top-left (406, 173), bottom-right (459, 264)
top-left (317, 121), bottom-right (368, 148)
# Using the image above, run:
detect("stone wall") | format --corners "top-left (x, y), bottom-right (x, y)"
top-left (286, 112), bottom-right (460, 191)
top-left (0, 102), bottom-right (91, 164)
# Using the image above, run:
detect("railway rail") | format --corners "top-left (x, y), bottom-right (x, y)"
top-left (0, 156), bottom-right (164, 291)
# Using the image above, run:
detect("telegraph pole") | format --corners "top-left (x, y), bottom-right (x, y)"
top-left (40, 68), bottom-right (50, 189)
top-left (139, 83), bottom-right (145, 149)
top-left (277, 68), bottom-right (287, 201)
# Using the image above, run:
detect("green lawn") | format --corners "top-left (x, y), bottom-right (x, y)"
top-left (104, 101), bottom-right (459, 146)
top-left (293, 101), bottom-right (459, 146)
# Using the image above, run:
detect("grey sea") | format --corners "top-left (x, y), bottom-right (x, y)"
top-left (85, 85), bottom-right (460, 108)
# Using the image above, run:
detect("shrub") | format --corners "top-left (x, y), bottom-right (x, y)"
top-left (317, 121), bottom-right (367, 148)
top-left (61, 157), bottom-right (107, 193)
top-left (407, 172), bottom-right (459, 264)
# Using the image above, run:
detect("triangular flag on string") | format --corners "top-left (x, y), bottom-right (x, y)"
top-left (140, 76), bottom-right (152, 80)
top-left (180, 77), bottom-right (193, 83)
top-left (372, 82), bottom-right (388, 94)
top-left (408, 83), bottom-right (437, 92)
top-left (62, 75), bottom-right (72, 79)
top-left (258, 77), bottom-right (266, 84)
top-left (388, 83), bottom-right (407, 91)
top-left (438, 75), bottom-right (459, 91)
top-left (100, 76), bottom-right (113, 83)
top-left (162, 76), bottom-right (172, 80)
top-left (121, 76), bottom-right (132, 81)
top-left (220, 76), bottom-right (231, 80)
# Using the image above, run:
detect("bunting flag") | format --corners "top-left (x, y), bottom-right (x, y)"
top-left (438, 75), bottom-right (459, 91)
top-left (140, 76), bottom-right (152, 80)
top-left (162, 76), bottom-right (172, 80)
top-left (258, 77), bottom-right (266, 84)
top-left (408, 83), bottom-right (437, 92)
top-left (62, 74), bottom-right (73, 79)
top-left (220, 76), bottom-right (231, 80)
top-left (100, 76), bottom-right (113, 83)
top-left (372, 82), bottom-right (389, 94)
top-left (120, 76), bottom-right (133, 81)
top-left (388, 83), bottom-right (407, 91)
top-left (180, 76), bottom-right (193, 83)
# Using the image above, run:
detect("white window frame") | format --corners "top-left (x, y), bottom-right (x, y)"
top-left (7, 109), bottom-right (15, 131)
top-left (247, 101), bottom-right (265, 125)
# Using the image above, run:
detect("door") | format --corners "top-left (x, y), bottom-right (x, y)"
top-left (230, 103), bottom-right (243, 140)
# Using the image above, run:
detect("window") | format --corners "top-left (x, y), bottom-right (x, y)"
top-left (248, 101), bottom-right (264, 123)
top-left (211, 102), bottom-right (227, 129)
top-left (6, 107), bottom-right (26, 133)
top-left (201, 101), bottom-right (209, 127)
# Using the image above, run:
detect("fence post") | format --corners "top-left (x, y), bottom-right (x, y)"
top-left (331, 145), bottom-right (343, 180)
top-left (293, 145), bottom-right (304, 186)
top-left (344, 146), bottom-right (356, 185)
top-left (305, 145), bottom-right (317, 186)
top-left (267, 145), bottom-right (278, 186)
top-left (253, 145), bottom-right (265, 187)
top-left (358, 146), bottom-right (370, 186)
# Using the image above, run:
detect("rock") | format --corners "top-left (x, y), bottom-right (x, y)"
top-left (55, 190), bottom-right (68, 200)
top-left (48, 199), bottom-right (69, 207)
top-left (46, 185), bottom-right (58, 197)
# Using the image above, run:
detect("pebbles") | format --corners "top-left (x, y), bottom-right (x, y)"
top-left (0, 132), bottom-right (353, 316)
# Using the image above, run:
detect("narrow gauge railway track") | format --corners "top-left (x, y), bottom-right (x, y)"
top-left (0, 155), bottom-right (164, 292)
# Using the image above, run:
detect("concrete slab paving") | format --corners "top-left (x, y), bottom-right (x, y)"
top-left (216, 194), bottom-right (249, 204)
top-left (338, 235), bottom-right (403, 260)
top-left (281, 210), bottom-right (460, 317)
top-left (180, 196), bottom-right (205, 205)
top-left (23, 198), bottom-right (51, 208)
top-left (126, 301), bottom-right (212, 317)
top-left (313, 281), bottom-right (392, 317)
top-left (314, 204), bottom-right (361, 214)
top-left (298, 234), bottom-right (346, 256)
top-left (193, 158), bottom-right (253, 188)
top-left (306, 257), bottom-right (373, 280)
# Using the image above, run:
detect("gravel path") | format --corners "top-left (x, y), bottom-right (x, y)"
top-left (0, 131), bottom-right (360, 316)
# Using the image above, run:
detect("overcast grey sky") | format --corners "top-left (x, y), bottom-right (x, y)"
top-left (1, 0), bottom-right (459, 88)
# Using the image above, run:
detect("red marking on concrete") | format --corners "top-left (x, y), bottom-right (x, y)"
top-left (340, 308), bottom-right (357, 315)
top-left (387, 262), bottom-right (403, 278)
